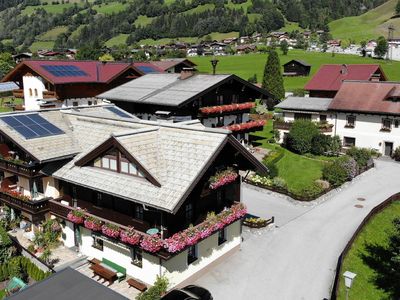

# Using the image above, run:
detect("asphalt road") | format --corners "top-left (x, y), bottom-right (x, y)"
top-left (194, 159), bottom-right (400, 300)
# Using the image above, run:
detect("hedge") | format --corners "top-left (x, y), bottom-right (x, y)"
top-left (0, 256), bottom-right (51, 283)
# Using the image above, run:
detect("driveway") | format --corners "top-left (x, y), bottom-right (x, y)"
top-left (194, 159), bottom-right (400, 300)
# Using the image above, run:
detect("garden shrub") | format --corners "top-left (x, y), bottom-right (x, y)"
top-left (291, 182), bottom-right (324, 199)
top-left (326, 135), bottom-right (342, 156)
top-left (250, 175), bottom-right (273, 187)
top-left (272, 177), bottom-right (287, 190)
top-left (266, 162), bottom-right (278, 178)
top-left (336, 155), bottom-right (357, 179)
top-left (392, 146), bottom-right (400, 161)
top-left (263, 147), bottom-right (285, 165)
top-left (286, 120), bottom-right (319, 154)
top-left (346, 147), bottom-right (372, 168)
top-left (136, 275), bottom-right (169, 300)
top-left (322, 160), bottom-right (349, 187)
top-left (311, 134), bottom-right (330, 155)
top-left (315, 179), bottom-right (330, 190)
top-left (0, 225), bottom-right (12, 264)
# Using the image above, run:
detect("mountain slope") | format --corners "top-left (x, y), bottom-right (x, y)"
top-left (329, 0), bottom-right (399, 42)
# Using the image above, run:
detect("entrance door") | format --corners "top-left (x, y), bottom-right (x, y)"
top-left (384, 142), bottom-right (393, 156)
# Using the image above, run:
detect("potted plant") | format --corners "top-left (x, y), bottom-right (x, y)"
top-left (102, 223), bottom-right (120, 239)
top-left (67, 209), bottom-right (86, 224)
top-left (140, 234), bottom-right (163, 253)
top-left (84, 216), bottom-right (103, 232)
top-left (209, 167), bottom-right (238, 190)
top-left (120, 227), bottom-right (142, 245)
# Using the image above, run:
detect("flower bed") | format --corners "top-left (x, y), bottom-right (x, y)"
top-left (84, 216), bottom-right (102, 231)
top-left (223, 120), bottom-right (266, 132)
top-left (120, 227), bottom-right (142, 246)
top-left (209, 167), bottom-right (238, 190)
top-left (243, 217), bottom-right (269, 228)
top-left (200, 102), bottom-right (255, 115)
top-left (1, 189), bottom-right (31, 202)
top-left (67, 209), bottom-right (86, 224)
top-left (102, 223), bottom-right (120, 239)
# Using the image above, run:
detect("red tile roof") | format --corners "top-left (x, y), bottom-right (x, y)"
top-left (132, 62), bottom-right (164, 73)
top-left (328, 81), bottom-right (400, 115)
top-left (304, 64), bottom-right (387, 92)
top-left (150, 59), bottom-right (196, 71)
top-left (2, 60), bottom-right (143, 84)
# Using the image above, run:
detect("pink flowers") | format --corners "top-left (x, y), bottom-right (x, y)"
top-left (120, 227), bottom-right (142, 246)
top-left (67, 209), bottom-right (86, 224)
top-left (140, 234), bottom-right (163, 253)
top-left (223, 120), bottom-right (266, 132)
top-left (101, 223), bottom-right (120, 239)
top-left (200, 102), bottom-right (255, 115)
top-left (84, 216), bottom-right (102, 231)
top-left (209, 167), bottom-right (238, 190)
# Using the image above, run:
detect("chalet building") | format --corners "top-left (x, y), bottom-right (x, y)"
top-left (236, 44), bottom-right (256, 55)
top-left (304, 64), bottom-right (387, 98)
top-left (97, 70), bottom-right (273, 142)
top-left (149, 59), bottom-right (197, 73)
top-left (282, 60), bottom-right (311, 77)
top-left (0, 105), bottom-right (267, 287)
top-left (274, 81), bottom-right (400, 156)
top-left (1, 60), bottom-right (144, 111)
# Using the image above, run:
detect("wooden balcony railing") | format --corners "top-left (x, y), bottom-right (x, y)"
top-left (42, 91), bottom-right (56, 99)
top-left (274, 121), bottom-right (333, 133)
top-left (12, 89), bottom-right (24, 98)
top-left (0, 158), bottom-right (40, 177)
top-left (0, 190), bottom-right (50, 215)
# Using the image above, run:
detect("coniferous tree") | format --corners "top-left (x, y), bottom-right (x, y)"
top-left (262, 50), bottom-right (285, 101)
top-left (280, 40), bottom-right (289, 55)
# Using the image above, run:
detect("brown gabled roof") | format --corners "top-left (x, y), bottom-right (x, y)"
top-left (328, 81), bottom-right (400, 115)
top-left (150, 59), bottom-right (197, 71)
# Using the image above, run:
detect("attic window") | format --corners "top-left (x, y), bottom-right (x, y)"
top-left (93, 148), bottom-right (143, 177)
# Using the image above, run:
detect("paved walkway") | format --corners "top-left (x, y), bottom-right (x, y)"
top-left (194, 159), bottom-right (400, 300)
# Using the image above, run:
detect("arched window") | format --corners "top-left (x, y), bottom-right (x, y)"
top-left (34, 89), bottom-right (38, 97)
top-left (29, 88), bottom-right (32, 97)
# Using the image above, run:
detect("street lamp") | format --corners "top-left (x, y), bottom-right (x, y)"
top-left (343, 271), bottom-right (357, 300)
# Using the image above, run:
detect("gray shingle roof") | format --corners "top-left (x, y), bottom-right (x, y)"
top-left (97, 73), bottom-right (233, 106)
top-left (275, 97), bottom-right (333, 112)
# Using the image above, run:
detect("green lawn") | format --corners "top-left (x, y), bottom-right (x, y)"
top-left (225, 0), bottom-right (252, 12)
top-left (329, 0), bottom-right (399, 42)
top-left (134, 15), bottom-right (155, 27)
top-left (22, 3), bottom-right (80, 15)
top-left (29, 41), bottom-right (55, 52)
top-left (190, 50), bottom-right (400, 91)
top-left (105, 34), bottom-right (129, 47)
top-left (337, 200), bottom-right (400, 300)
top-left (37, 26), bottom-right (68, 41)
top-left (93, 2), bottom-right (129, 14)
top-left (180, 3), bottom-right (215, 15)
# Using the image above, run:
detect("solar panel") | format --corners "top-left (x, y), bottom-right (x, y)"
top-left (137, 66), bottom-right (158, 73)
top-left (105, 107), bottom-right (132, 119)
top-left (41, 65), bottom-right (88, 77)
top-left (0, 114), bottom-right (65, 139)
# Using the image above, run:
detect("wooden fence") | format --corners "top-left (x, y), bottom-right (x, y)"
top-left (330, 192), bottom-right (400, 299)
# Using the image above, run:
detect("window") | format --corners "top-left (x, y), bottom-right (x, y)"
top-left (395, 120), bottom-right (399, 128)
top-left (94, 149), bottom-right (144, 178)
top-left (320, 114), bottom-right (327, 122)
top-left (345, 115), bottom-right (356, 128)
top-left (32, 178), bottom-right (44, 194)
top-left (232, 94), bottom-right (238, 104)
top-left (294, 113), bottom-right (311, 120)
top-left (218, 228), bottom-right (227, 245)
top-left (88, 101), bottom-right (92, 106)
top-left (94, 100), bottom-right (98, 105)
top-left (381, 119), bottom-right (392, 131)
top-left (34, 89), bottom-right (38, 97)
top-left (135, 205), bottom-right (143, 220)
top-left (95, 192), bottom-right (103, 207)
top-left (131, 247), bottom-right (142, 268)
top-left (72, 101), bottom-right (78, 107)
top-left (29, 88), bottom-right (33, 97)
top-left (187, 245), bottom-right (198, 264)
top-left (343, 137), bottom-right (356, 147)
top-left (92, 236), bottom-right (103, 251)
top-left (217, 95), bottom-right (223, 105)
top-left (185, 203), bottom-right (193, 224)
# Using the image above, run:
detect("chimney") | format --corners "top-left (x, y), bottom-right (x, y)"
top-left (370, 73), bottom-right (381, 82)
top-left (340, 64), bottom-right (348, 75)
top-left (180, 68), bottom-right (195, 80)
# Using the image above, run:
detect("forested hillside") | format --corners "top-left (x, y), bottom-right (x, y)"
top-left (0, 0), bottom-right (388, 51)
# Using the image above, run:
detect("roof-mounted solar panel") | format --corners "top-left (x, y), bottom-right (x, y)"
top-left (41, 65), bottom-right (88, 77)
top-left (0, 114), bottom-right (65, 139)
top-left (105, 107), bottom-right (132, 119)
top-left (137, 66), bottom-right (158, 73)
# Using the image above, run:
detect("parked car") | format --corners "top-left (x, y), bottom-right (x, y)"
top-left (161, 285), bottom-right (213, 300)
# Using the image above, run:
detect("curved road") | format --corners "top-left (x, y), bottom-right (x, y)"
top-left (194, 159), bottom-right (400, 300)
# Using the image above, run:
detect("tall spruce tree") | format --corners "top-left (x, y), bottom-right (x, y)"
top-left (262, 50), bottom-right (285, 100)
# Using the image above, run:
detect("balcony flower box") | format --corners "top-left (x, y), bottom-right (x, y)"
top-left (84, 216), bottom-right (103, 232)
top-left (141, 234), bottom-right (163, 253)
top-left (200, 102), bottom-right (255, 115)
top-left (102, 223), bottom-right (120, 239)
top-left (209, 167), bottom-right (238, 190)
top-left (2, 189), bottom-right (32, 202)
top-left (67, 209), bottom-right (86, 224)
top-left (223, 120), bottom-right (266, 132)
top-left (243, 217), bottom-right (269, 228)
top-left (120, 227), bottom-right (142, 246)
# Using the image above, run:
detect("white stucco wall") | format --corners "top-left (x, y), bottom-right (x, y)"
top-left (335, 113), bottom-right (400, 154)
top-left (43, 177), bottom-right (60, 198)
top-left (59, 220), bottom-right (241, 287)
top-left (61, 98), bottom-right (102, 108)
top-left (23, 75), bottom-right (46, 111)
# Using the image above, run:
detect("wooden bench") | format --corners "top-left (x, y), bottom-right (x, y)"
top-left (102, 258), bottom-right (126, 282)
top-left (127, 278), bottom-right (147, 292)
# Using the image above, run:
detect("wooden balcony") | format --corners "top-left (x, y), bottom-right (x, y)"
top-left (0, 158), bottom-right (41, 178)
top-left (12, 89), bottom-right (24, 98)
top-left (0, 190), bottom-right (50, 222)
top-left (274, 121), bottom-right (333, 133)
top-left (43, 91), bottom-right (57, 99)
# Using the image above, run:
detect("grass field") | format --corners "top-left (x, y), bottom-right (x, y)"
top-left (337, 200), bottom-right (400, 300)
top-left (329, 0), bottom-right (400, 42)
top-left (105, 34), bottom-right (129, 47)
top-left (93, 1), bottom-right (129, 14)
top-left (37, 26), bottom-right (68, 41)
top-left (138, 32), bottom-right (238, 46)
top-left (190, 50), bottom-right (400, 91)
top-left (225, 0), bottom-right (252, 12)
top-left (134, 15), bottom-right (155, 27)
top-left (29, 41), bottom-right (55, 52)
top-left (22, 3), bottom-right (80, 15)
top-left (180, 3), bottom-right (215, 15)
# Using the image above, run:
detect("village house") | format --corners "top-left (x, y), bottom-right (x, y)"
top-left (274, 81), bottom-right (400, 156)
top-left (149, 58), bottom-right (197, 73)
top-left (282, 60), bottom-right (311, 77)
top-left (1, 60), bottom-right (144, 111)
top-left (97, 70), bottom-right (272, 142)
top-left (236, 44), bottom-right (256, 55)
top-left (304, 64), bottom-right (387, 98)
top-left (0, 105), bottom-right (267, 288)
